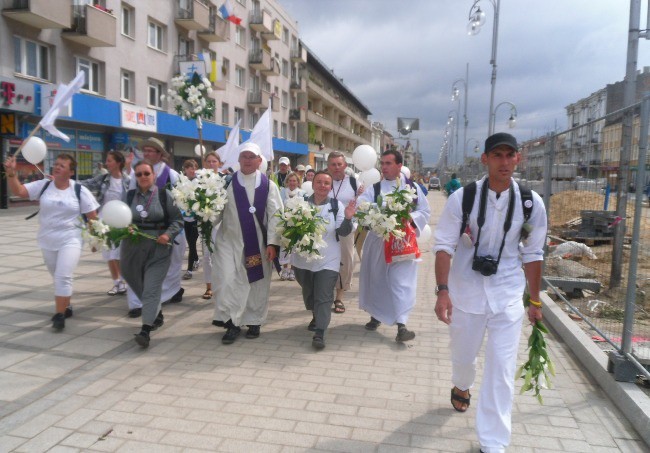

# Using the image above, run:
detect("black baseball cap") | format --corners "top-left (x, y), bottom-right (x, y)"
top-left (484, 132), bottom-right (518, 153)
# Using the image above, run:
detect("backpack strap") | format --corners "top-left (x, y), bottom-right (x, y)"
top-left (74, 182), bottom-right (88, 223)
top-left (25, 180), bottom-right (52, 220)
top-left (518, 183), bottom-right (533, 222)
top-left (349, 175), bottom-right (357, 193)
top-left (459, 182), bottom-right (477, 236)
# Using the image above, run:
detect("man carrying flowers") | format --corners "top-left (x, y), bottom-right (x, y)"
top-left (357, 150), bottom-right (431, 342)
top-left (433, 132), bottom-right (547, 453)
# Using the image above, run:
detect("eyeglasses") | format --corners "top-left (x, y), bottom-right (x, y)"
top-left (135, 172), bottom-right (152, 177)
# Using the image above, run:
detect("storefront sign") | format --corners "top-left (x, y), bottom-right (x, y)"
top-left (77, 131), bottom-right (104, 151)
top-left (0, 113), bottom-right (16, 136)
top-left (120, 103), bottom-right (157, 132)
top-left (0, 77), bottom-right (35, 113)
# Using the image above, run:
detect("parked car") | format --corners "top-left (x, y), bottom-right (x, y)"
top-left (428, 177), bottom-right (441, 191)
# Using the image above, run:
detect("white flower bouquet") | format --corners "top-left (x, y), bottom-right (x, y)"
top-left (275, 197), bottom-right (327, 261)
top-left (355, 184), bottom-right (418, 240)
top-left (171, 169), bottom-right (228, 252)
top-left (163, 73), bottom-right (215, 121)
top-left (82, 219), bottom-right (159, 251)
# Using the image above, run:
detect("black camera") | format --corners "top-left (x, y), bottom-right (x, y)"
top-left (472, 255), bottom-right (499, 276)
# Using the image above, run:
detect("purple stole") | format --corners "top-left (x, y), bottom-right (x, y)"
top-left (156, 164), bottom-right (171, 190)
top-left (231, 172), bottom-right (270, 283)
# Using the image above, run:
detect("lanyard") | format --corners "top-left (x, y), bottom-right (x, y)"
top-left (472, 180), bottom-right (515, 266)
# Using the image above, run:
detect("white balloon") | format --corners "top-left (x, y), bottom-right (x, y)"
top-left (22, 137), bottom-right (47, 165)
top-left (301, 181), bottom-right (313, 196)
top-left (259, 155), bottom-right (268, 173)
top-left (401, 166), bottom-right (411, 179)
top-left (359, 168), bottom-right (381, 186)
top-left (101, 200), bottom-right (133, 228)
top-left (352, 144), bottom-right (377, 171)
top-left (194, 144), bottom-right (206, 156)
top-left (417, 224), bottom-right (432, 248)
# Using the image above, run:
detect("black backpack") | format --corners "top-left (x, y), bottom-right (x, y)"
top-left (25, 180), bottom-right (84, 221)
top-left (459, 181), bottom-right (533, 236)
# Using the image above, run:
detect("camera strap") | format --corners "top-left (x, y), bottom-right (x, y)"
top-left (472, 179), bottom-right (516, 267)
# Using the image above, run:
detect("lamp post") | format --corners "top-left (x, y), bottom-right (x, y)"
top-left (447, 110), bottom-right (458, 165)
top-left (492, 101), bottom-right (517, 131)
top-left (452, 63), bottom-right (470, 159)
top-left (466, 137), bottom-right (481, 154)
top-left (468, 0), bottom-right (502, 136)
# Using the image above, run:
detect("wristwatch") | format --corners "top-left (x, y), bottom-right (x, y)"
top-left (435, 284), bottom-right (449, 295)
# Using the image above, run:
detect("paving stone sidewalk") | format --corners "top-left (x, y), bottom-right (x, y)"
top-left (0, 192), bottom-right (646, 452)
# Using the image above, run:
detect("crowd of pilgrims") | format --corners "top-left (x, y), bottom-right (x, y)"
top-left (3, 137), bottom-right (431, 350)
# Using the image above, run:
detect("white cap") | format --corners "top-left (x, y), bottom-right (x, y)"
top-left (296, 164), bottom-right (306, 171)
top-left (278, 156), bottom-right (290, 165)
top-left (239, 142), bottom-right (261, 156)
top-left (401, 166), bottom-right (411, 179)
top-left (305, 165), bottom-right (313, 171)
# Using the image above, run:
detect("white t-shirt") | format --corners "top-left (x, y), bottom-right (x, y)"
top-left (103, 176), bottom-right (123, 205)
top-left (291, 199), bottom-right (344, 273)
top-left (25, 179), bottom-right (99, 251)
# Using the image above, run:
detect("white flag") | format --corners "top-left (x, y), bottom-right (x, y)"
top-left (39, 72), bottom-right (85, 142)
top-left (244, 99), bottom-right (273, 161)
top-left (218, 119), bottom-right (241, 171)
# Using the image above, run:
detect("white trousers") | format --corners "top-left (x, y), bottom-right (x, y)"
top-left (449, 302), bottom-right (524, 453)
top-left (42, 245), bottom-right (81, 297)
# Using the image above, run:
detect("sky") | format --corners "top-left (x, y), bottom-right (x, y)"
top-left (277, 0), bottom-right (650, 166)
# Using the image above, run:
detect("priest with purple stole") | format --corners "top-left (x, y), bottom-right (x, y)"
top-left (212, 142), bottom-right (283, 344)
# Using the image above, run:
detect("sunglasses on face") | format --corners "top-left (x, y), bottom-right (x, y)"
top-left (135, 172), bottom-right (152, 177)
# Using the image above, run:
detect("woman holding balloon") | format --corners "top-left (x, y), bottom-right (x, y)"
top-left (4, 152), bottom-right (99, 331)
top-left (80, 151), bottom-right (131, 297)
top-left (120, 160), bottom-right (183, 348)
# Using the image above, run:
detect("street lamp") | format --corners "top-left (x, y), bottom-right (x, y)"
top-left (447, 110), bottom-right (458, 165)
top-left (466, 137), bottom-right (481, 154)
top-left (467, 0), bottom-right (502, 136)
top-left (492, 101), bottom-right (517, 131)
top-left (451, 63), bottom-right (469, 159)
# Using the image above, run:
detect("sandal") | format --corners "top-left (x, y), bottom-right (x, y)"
top-left (332, 300), bottom-right (345, 313)
top-left (202, 289), bottom-right (213, 300)
top-left (450, 386), bottom-right (471, 412)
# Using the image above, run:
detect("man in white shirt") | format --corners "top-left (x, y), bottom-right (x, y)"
top-left (327, 151), bottom-right (360, 315)
top-left (433, 132), bottom-right (547, 453)
top-left (357, 150), bottom-right (430, 341)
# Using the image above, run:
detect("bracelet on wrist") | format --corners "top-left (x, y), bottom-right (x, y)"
top-left (529, 299), bottom-right (542, 308)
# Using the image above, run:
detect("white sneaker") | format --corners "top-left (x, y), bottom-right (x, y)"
top-left (288, 269), bottom-right (296, 281)
top-left (107, 284), bottom-right (119, 296)
top-left (183, 270), bottom-right (193, 280)
top-left (280, 268), bottom-right (288, 281)
top-left (117, 281), bottom-right (127, 294)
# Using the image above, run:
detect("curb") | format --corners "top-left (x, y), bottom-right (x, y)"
top-left (542, 293), bottom-right (650, 446)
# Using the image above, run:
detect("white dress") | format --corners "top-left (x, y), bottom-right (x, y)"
top-left (357, 176), bottom-right (431, 325)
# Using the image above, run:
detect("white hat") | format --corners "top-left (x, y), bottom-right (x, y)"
top-left (278, 156), bottom-right (290, 165)
top-left (296, 164), bottom-right (306, 171)
top-left (401, 166), bottom-right (411, 179)
top-left (305, 165), bottom-right (313, 171)
top-left (239, 142), bottom-right (261, 156)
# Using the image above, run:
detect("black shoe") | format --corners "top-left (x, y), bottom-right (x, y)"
top-left (134, 331), bottom-right (150, 348)
top-left (169, 287), bottom-right (184, 303)
top-left (245, 325), bottom-right (260, 339)
top-left (151, 311), bottom-right (164, 331)
top-left (307, 318), bottom-right (316, 331)
top-left (128, 308), bottom-right (142, 318)
top-left (312, 335), bottom-right (325, 350)
top-left (365, 317), bottom-right (381, 331)
top-left (52, 313), bottom-right (65, 331)
top-left (396, 326), bottom-right (416, 342)
top-left (64, 307), bottom-right (73, 319)
top-left (222, 326), bottom-right (241, 345)
top-left (212, 319), bottom-right (226, 328)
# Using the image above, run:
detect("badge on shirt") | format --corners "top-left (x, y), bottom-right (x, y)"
top-left (140, 210), bottom-right (149, 218)
top-left (249, 207), bottom-right (256, 214)
top-left (136, 204), bottom-right (144, 212)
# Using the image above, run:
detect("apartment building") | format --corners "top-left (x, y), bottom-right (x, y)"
top-left (0, 0), bottom-right (308, 198)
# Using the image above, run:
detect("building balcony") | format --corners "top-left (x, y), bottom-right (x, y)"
top-left (175, 0), bottom-right (210, 31)
top-left (290, 46), bottom-right (307, 64)
top-left (249, 49), bottom-right (271, 72)
top-left (2, 0), bottom-right (70, 29)
top-left (289, 109), bottom-right (306, 122)
top-left (248, 90), bottom-right (270, 108)
top-left (249, 9), bottom-right (272, 34)
top-left (290, 77), bottom-right (306, 92)
top-left (198, 13), bottom-right (229, 42)
top-left (62, 4), bottom-right (116, 47)
top-left (262, 56), bottom-right (280, 76)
